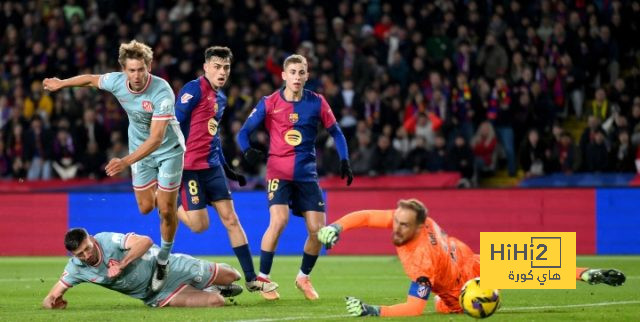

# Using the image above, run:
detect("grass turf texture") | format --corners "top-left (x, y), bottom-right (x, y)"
top-left (0, 256), bottom-right (638, 321)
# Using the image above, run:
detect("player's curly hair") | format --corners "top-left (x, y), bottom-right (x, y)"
top-left (205, 46), bottom-right (233, 62)
top-left (397, 199), bottom-right (428, 224)
top-left (64, 228), bottom-right (89, 252)
top-left (118, 40), bottom-right (153, 67)
top-left (283, 54), bottom-right (307, 69)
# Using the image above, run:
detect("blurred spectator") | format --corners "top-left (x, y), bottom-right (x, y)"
top-left (349, 130), bottom-right (373, 176)
top-left (580, 115), bottom-right (605, 170)
top-left (368, 135), bottom-right (401, 176)
top-left (24, 117), bottom-right (52, 180)
top-left (404, 136), bottom-right (429, 173)
top-left (590, 88), bottom-right (610, 121)
top-left (82, 141), bottom-right (108, 179)
top-left (447, 135), bottom-right (474, 183)
top-left (585, 130), bottom-right (610, 172)
top-left (472, 121), bottom-right (498, 177)
top-left (552, 132), bottom-right (579, 174)
top-left (392, 127), bottom-right (412, 158)
top-left (426, 135), bottom-right (448, 172)
top-left (609, 131), bottom-right (636, 172)
top-left (51, 129), bottom-right (78, 180)
top-left (519, 129), bottom-right (548, 178)
top-left (491, 77), bottom-right (516, 176)
top-left (76, 108), bottom-right (109, 156)
top-left (476, 33), bottom-right (508, 81)
top-left (0, 139), bottom-right (10, 178)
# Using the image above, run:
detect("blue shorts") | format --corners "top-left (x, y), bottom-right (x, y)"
top-left (178, 166), bottom-right (231, 211)
top-left (267, 179), bottom-right (325, 216)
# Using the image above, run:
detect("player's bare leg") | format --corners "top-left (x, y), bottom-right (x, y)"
top-left (168, 264), bottom-right (243, 307)
top-left (176, 205), bottom-right (210, 232)
top-left (150, 188), bottom-right (179, 292)
top-left (167, 285), bottom-right (225, 307)
top-left (295, 211), bottom-right (324, 300)
top-left (134, 186), bottom-right (157, 215)
top-left (256, 204), bottom-right (289, 300)
top-left (213, 199), bottom-right (278, 293)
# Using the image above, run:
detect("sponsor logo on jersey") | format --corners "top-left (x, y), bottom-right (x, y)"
top-left (142, 100), bottom-right (153, 112)
top-left (208, 118), bottom-right (219, 136)
top-left (180, 93), bottom-right (193, 104)
top-left (159, 170), bottom-right (181, 178)
top-left (284, 129), bottom-right (302, 146)
top-left (288, 113), bottom-right (299, 123)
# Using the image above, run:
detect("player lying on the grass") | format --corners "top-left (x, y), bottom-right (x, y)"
top-left (318, 199), bottom-right (627, 317)
top-left (174, 46), bottom-right (277, 295)
top-left (42, 228), bottom-right (243, 309)
top-left (43, 40), bottom-right (185, 292)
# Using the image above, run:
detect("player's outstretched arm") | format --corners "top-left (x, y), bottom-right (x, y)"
top-left (42, 281), bottom-right (69, 309)
top-left (43, 75), bottom-right (100, 92)
top-left (105, 119), bottom-right (168, 176)
top-left (319, 210), bottom-right (393, 249)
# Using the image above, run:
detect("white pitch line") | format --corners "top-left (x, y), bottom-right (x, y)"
top-left (500, 300), bottom-right (640, 311)
top-left (234, 314), bottom-right (350, 322)
top-left (234, 300), bottom-right (640, 322)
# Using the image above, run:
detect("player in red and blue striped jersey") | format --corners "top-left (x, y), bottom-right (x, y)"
top-left (237, 54), bottom-right (353, 300)
top-left (175, 46), bottom-right (277, 295)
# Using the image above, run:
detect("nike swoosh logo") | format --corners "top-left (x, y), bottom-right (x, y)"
top-left (273, 108), bottom-right (283, 113)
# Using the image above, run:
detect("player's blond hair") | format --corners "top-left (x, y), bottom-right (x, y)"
top-left (118, 40), bottom-right (153, 67)
top-left (398, 199), bottom-right (428, 224)
top-left (283, 54), bottom-right (308, 70)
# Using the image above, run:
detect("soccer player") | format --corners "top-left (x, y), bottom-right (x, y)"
top-left (42, 228), bottom-right (243, 309)
top-left (237, 54), bottom-right (353, 300)
top-left (43, 40), bottom-right (184, 292)
top-left (174, 46), bottom-right (277, 294)
top-left (318, 199), bottom-right (627, 317)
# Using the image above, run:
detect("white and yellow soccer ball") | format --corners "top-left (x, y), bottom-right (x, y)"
top-left (459, 278), bottom-right (500, 319)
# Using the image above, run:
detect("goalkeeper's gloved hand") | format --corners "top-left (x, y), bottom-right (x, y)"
top-left (317, 224), bottom-right (342, 249)
top-left (345, 296), bottom-right (380, 316)
top-left (223, 164), bottom-right (247, 187)
top-left (340, 159), bottom-right (354, 186)
top-left (243, 148), bottom-right (264, 166)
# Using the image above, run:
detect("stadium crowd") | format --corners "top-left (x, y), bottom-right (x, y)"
top-left (1, 0), bottom-right (639, 185)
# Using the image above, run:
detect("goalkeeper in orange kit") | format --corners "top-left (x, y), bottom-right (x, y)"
top-left (318, 199), bottom-right (626, 317)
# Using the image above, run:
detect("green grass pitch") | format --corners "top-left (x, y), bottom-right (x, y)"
top-left (1, 255), bottom-right (638, 321)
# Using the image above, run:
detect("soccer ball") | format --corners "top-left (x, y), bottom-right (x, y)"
top-left (459, 278), bottom-right (500, 319)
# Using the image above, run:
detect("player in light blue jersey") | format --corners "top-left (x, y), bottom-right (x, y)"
top-left (43, 40), bottom-right (184, 291)
top-left (43, 228), bottom-right (243, 309)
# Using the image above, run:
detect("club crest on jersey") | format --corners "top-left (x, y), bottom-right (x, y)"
top-left (142, 100), bottom-right (153, 112)
top-left (208, 118), bottom-right (219, 135)
top-left (180, 93), bottom-right (193, 104)
top-left (268, 192), bottom-right (274, 200)
top-left (288, 113), bottom-right (299, 123)
top-left (191, 196), bottom-right (200, 204)
top-left (284, 129), bottom-right (302, 146)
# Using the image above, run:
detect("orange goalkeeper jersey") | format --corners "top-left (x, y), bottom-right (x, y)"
top-left (335, 210), bottom-right (474, 294)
